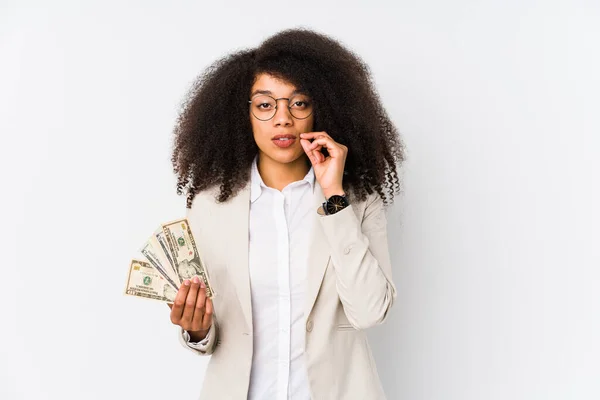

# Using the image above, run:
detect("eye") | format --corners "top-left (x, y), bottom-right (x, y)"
top-left (291, 100), bottom-right (310, 109)
top-left (257, 103), bottom-right (273, 109)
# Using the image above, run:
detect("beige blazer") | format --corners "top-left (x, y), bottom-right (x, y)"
top-left (179, 180), bottom-right (396, 399)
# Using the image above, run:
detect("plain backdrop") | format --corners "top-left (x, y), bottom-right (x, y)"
top-left (1, 1), bottom-right (599, 399)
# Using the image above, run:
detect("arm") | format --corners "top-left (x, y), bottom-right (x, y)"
top-left (319, 193), bottom-right (397, 330)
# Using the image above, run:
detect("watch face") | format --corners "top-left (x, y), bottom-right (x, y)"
top-left (326, 195), bottom-right (349, 214)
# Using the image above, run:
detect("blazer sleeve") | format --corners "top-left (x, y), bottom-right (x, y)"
top-left (177, 317), bottom-right (219, 356)
top-left (319, 192), bottom-right (397, 330)
top-left (179, 194), bottom-right (219, 356)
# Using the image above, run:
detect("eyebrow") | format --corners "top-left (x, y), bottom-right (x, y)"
top-left (250, 89), bottom-right (307, 97)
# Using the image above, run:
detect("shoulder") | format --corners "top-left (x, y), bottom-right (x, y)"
top-left (354, 191), bottom-right (386, 226)
top-left (187, 182), bottom-right (251, 214)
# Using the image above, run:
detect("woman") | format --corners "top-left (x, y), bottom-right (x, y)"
top-left (168, 28), bottom-right (404, 399)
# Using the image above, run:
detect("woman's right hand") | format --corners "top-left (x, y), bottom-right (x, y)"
top-left (168, 276), bottom-right (213, 342)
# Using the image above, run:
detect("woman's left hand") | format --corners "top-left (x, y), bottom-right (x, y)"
top-left (300, 131), bottom-right (348, 198)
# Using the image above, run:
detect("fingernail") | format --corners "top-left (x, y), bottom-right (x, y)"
top-left (184, 280), bottom-right (190, 286)
top-left (193, 276), bottom-right (200, 284)
top-left (200, 280), bottom-right (206, 288)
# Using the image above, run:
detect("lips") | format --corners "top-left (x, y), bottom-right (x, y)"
top-left (272, 134), bottom-right (296, 148)
top-left (272, 134), bottom-right (296, 140)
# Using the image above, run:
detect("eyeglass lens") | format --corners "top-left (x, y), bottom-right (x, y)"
top-left (250, 95), bottom-right (313, 120)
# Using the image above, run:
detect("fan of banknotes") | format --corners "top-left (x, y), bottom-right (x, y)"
top-left (124, 218), bottom-right (215, 304)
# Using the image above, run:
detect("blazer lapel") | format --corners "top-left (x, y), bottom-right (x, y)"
top-left (304, 181), bottom-right (331, 319)
top-left (225, 183), bottom-right (253, 331)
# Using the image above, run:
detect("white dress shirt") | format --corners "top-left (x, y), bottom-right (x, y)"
top-left (186, 156), bottom-right (316, 399)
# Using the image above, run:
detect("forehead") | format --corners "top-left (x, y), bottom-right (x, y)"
top-left (250, 73), bottom-right (305, 96)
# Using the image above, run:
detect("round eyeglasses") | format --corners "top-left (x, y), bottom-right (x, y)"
top-left (248, 94), bottom-right (313, 121)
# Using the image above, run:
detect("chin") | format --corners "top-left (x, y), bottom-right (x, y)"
top-left (262, 149), bottom-right (306, 165)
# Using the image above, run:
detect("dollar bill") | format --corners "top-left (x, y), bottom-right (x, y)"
top-left (124, 259), bottom-right (177, 303)
top-left (162, 218), bottom-right (215, 298)
top-left (154, 228), bottom-right (180, 286)
top-left (140, 240), bottom-right (179, 290)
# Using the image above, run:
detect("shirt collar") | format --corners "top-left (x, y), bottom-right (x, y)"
top-left (250, 155), bottom-right (315, 203)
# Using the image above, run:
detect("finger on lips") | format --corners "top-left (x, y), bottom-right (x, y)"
top-left (311, 139), bottom-right (342, 155)
top-left (309, 139), bottom-right (329, 150)
top-left (300, 131), bottom-right (329, 139)
top-left (300, 132), bottom-right (347, 152)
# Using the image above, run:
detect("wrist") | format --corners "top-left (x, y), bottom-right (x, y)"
top-left (188, 328), bottom-right (210, 342)
top-left (320, 192), bottom-right (350, 216)
top-left (322, 187), bottom-right (345, 199)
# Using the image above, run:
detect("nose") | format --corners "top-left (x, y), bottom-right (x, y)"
top-left (272, 99), bottom-right (293, 127)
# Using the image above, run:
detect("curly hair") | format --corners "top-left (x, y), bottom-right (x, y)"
top-left (172, 28), bottom-right (405, 208)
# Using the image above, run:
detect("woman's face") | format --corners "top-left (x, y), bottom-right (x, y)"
top-left (249, 73), bottom-right (315, 167)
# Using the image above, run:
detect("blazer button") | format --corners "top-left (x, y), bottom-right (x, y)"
top-left (306, 320), bottom-right (313, 332)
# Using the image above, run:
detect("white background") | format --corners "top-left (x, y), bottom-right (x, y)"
top-left (1, 1), bottom-right (599, 399)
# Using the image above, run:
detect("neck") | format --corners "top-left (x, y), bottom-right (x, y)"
top-left (257, 153), bottom-right (311, 191)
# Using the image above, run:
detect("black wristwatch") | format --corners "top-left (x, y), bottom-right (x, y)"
top-left (319, 194), bottom-right (350, 215)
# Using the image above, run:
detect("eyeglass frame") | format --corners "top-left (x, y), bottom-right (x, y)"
top-left (248, 94), bottom-right (314, 121)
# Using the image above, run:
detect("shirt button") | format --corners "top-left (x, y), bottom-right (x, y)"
top-left (344, 246), bottom-right (352, 255)
top-left (306, 320), bottom-right (314, 332)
